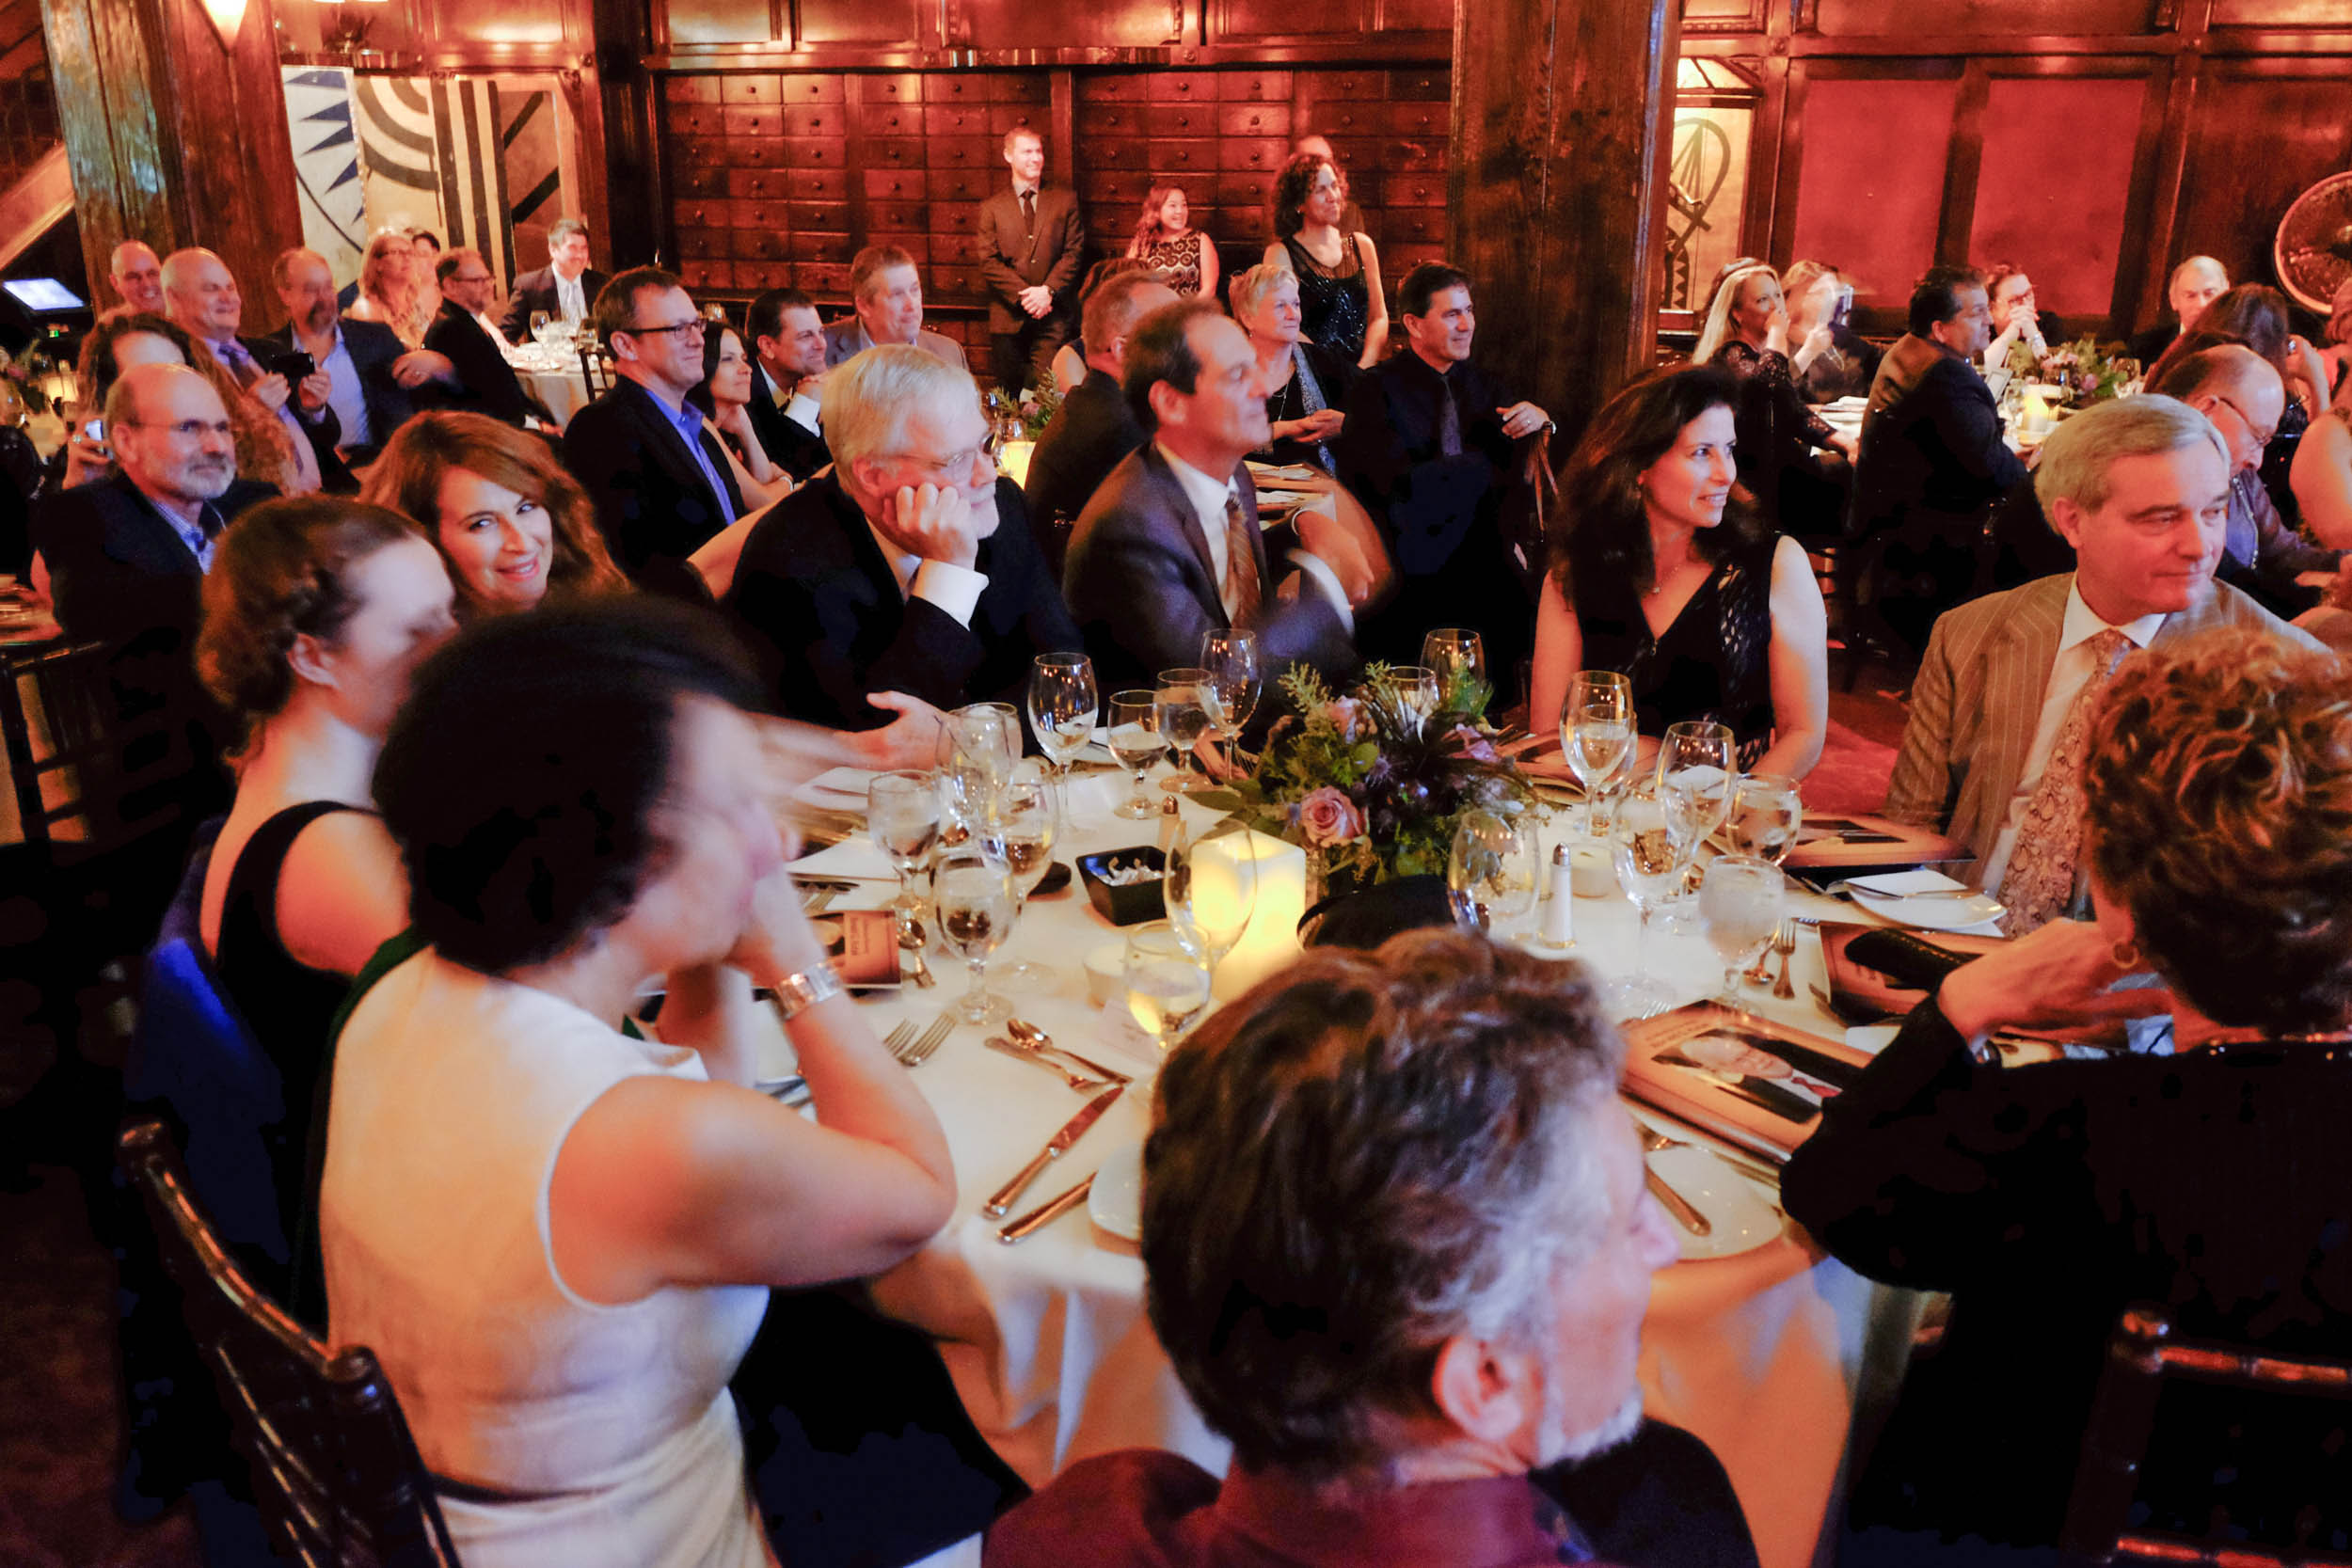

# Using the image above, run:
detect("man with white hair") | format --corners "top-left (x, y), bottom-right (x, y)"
top-left (2126, 254), bottom-right (2228, 367)
top-left (1885, 391), bottom-right (2324, 929)
top-left (985, 930), bottom-right (1746, 1568)
top-left (162, 246), bottom-right (332, 493)
top-left (822, 245), bottom-right (969, 371)
top-left (724, 344), bottom-right (1080, 735)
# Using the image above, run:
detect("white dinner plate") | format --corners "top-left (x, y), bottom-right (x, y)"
top-left (1842, 870), bottom-right (2006, 932)
top-left (1088, 1140), bottom-right (1143, 1242)
top-left (1647, 1143), bottom-right (1782, 1261)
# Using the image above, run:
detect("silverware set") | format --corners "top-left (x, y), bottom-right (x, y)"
top-left (988, 1017), bottom-right (1135, 1242)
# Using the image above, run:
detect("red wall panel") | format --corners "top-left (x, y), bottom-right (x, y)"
top-left (1789, 76), bottom-right (1958, 305)
top-left (1968, 76), bottom-right (2146, 320)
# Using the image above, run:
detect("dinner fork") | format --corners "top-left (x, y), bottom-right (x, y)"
top-left (894, 1013), bottom-right (954, 1067)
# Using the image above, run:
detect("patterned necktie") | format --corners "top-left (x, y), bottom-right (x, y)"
top-left (1435, 372), bottom-right (1463, 457)
top-left (1998, 627), bottom-right (2132, 935)
top-left (1222, 489), bottom-right (1260, 628)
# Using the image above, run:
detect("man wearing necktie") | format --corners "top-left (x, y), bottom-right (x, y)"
top-left (161, 247), bottom-right (334, 494)
top-left (977, 128), bottom-right (1084, 394)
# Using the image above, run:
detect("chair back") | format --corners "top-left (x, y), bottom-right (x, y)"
top-left (0, 636), bottom-right (198, 847)
top-left (2062, 1304), bottom-right (2352, 1566)
top-left (118, 1120), bottom-right (464, 1568)
top-left (579, 343), bottom-right (614, 397)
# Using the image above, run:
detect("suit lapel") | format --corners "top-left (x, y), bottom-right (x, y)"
top-left (1976, 575), bottom-right (2069, 821)
top-left (104, 481), bottom-right (203, 574)
top-left (620, 381), bottom-right (721, 504)
top-left (1141, 447), bottom-right (1224, 614)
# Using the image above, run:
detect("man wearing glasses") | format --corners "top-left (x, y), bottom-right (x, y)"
top-left (563, 267), bottom-right (743, 598)
top-left (420, 247), bottom-right (552, 428)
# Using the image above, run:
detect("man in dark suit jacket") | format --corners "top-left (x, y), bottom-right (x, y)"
top-left (821, 246), bottom-right (970, 372)
top-left (500, 218), bottom-right (609, 345)
top-left (977, 128), bottom-right (1084, 392)
top-left (1850, 264), bottom-right (2030, 656)
top-left (562, 268), bottom-right (742, 599)
top-left (1064, 301), bottom-right (1358, 696)
top-left (164, 246), bottom-right (343, 493)
top-left (420, 247), bottom-right (547, 427)
top-left (2125, 254), bottom-right (2229, 368)
top-left (261, 247), bottom-right (429, 468)
top-left (745, 286), bottom-right (834, 483)
top-left (1023, 273), bottom-right (1177, 578)
top-left (724, 344), bottom-right (1080, 734)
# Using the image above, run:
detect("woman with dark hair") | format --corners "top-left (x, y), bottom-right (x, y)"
top-left (409, 229), bottom-right (445, 326)
top-left (1262, 152), bottom-right (1388, 369)
top-left (363, 409), bottom-right (628, 618)
top-left (191, 496), bottom-right (457, 1285)
top-left (686, 322), bottom-right (794, 512)
top-left (1786, 627), bottom-right (2352, 1560)
top-left (1692, 261), bottom-right (1854, 537)
top-left (320, 596), bottom-right (957, 1568)
top-left (1126, 183), bottom-right (1216, 301)
top-left (1528, 363), bottom-right (1828, 777)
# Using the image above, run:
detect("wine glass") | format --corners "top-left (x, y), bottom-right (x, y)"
top-left (1421, 629), bottom-right (1490, 721)
top-left (1561, 671), bottom-right (1635, 838)
top-left (1026, 652), bottom-right (1098, 825)
top-left (1656, 720), bottom-right (1735, 927)
top-left (1105, 689), bottom-right (1165, 819)
top-left (1198, 628), bottom-right (1261, 771)
top-left (529, 309), bottom-right (551, 343)
top-left (1389, 665), bottom-right (1441, 735)
top-left (1609, 789), bottom-right (1682, 1020)
top-left (937, 704), bottom-right (1018, 837)
top-left (1446, 809), bottom-right (1540, 937)
top-left (1155, 666), bottom-right (1213, 793)
top-left (993, 768), bottom-right (1058, 989)
top-left (866, 769), bottom-right (940, 924)
top-left (1166, 818), bottom-right (1259, 974)
top-left (1700, 854), bottom-right (1786, 1011)
top-left (933, 846), bottom-right (1017, 1027)
top-left (1726, 773), bottom-right (1804, 865)
top-left (1122, 921), bottom-right (1213, 1053)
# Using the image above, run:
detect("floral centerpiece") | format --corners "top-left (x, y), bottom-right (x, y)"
top-left (983, 382), bottom-right (1062, 440)
top-left (2006, 334), bottom-right (2141, 406)
top-left (1195, 663), bottom-right (1535, 895)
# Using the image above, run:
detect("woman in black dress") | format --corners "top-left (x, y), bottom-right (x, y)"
top-left (1232, 261), bottom-right (1355, 473)
top-left (1694, 261), bottom-right (1855, 539)
top-left (1263, 152), bottom-right (1388, 369)
top-left (1527, 363), bottom-right (1827, 777)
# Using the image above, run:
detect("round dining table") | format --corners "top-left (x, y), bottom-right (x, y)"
top-left (778, 768), bottom-right (1928, 1568)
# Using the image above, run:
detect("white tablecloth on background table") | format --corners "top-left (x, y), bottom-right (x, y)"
top-left (510, 360), bottom-right (594, 431)
top-left (787, 772), bottom-right (1927, 1568)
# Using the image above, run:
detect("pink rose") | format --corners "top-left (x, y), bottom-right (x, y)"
top-left (1324, 699), bottom-right (1365, 739)
top-left (1295, 786), bottom-right (1366, 848)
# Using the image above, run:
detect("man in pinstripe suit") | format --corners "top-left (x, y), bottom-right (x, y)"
top-left (1884, 394), bottom-right (2325, 895)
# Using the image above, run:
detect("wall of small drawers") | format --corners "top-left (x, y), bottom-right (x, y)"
top-left (660, 64), bottom-right (1450, 358)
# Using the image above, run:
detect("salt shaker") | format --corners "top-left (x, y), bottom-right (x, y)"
top-left (1534, 844), bottom-right (1577, 950)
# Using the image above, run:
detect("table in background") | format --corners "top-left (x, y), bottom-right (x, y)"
top-left (504, 350), bottom-right (594, 432)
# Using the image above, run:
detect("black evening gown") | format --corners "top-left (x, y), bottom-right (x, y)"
top-left (1568, 531), bottom-right (1778, 766)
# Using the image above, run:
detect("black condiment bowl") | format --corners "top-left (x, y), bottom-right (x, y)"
top-left (1077, 847), bottom-right (1168, 926)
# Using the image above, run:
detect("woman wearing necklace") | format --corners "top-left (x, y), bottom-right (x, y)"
top-left (1527, 363), bottom-right (1828, 778)
top-left (1126, 183), bottom-right (1217, 302)
top-left (1785, 627), bottom-right (2352, 1562)
top-left (1263, 152), bottom-right (1388, 370)
top-left (1232, 261), bottom-right (1354, 473)
top-left (1693, 261), bottom-right (1854, 538)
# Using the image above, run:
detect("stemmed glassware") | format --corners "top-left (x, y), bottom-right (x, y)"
top-left (1026, 652), bottom-right (1098, 826)
top-left (1655, 720), bottom-right (1735, 927)
top-left (1166, 818), bottom-right (1259, 979)
top-left (937, 704), bottom-right (1018, 840)
top-left (1154, 666), bottom-right (1214, 793)
top-left (1421, 629), bottom-right (1490, 721)
top-left (1726, 773), bottom-right (1803, 865)
top-left (993, 768), bottom-right (1058, 989)
top-left (1609, 788), bottom-right (1683, 1020)
top-left (1104, 689), bottom-right (1166, 819)
top-left (1446, 809), bottom-right (1540, 937)
top-left (1700, 854), bottom-right (1786, 1012)
top-left (866, 769), bottom-right (941, 924)
top-left (933, 846), bottom-right (1017, 1027)
top-left (1389, 665), bottom-right (1441, 735)
top-left (1197, 629), bottom-right (1261, 773)
top-left (1122, 921), bottom-right (1213, 1053)
top-left (1561, 671), bottom-right (1636, 838)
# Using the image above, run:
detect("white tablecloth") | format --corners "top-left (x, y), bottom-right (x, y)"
top-left (511, 360), bottom-right (594, 431)
top-left (798, 774), bottom-right (1923, 1568)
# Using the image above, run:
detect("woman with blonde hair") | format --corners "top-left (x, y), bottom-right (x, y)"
top-left (347, 229), bottom-right (429, 349)
top-left (1126, 183), bottom-right (1217, 301)
top-left (1692, 260), bottom-right (1853, 534)
top-left (1230, 261), bottom-right (1353, 473)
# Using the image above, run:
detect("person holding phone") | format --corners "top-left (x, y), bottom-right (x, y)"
top-left (1782, 260), bottom-right (1881, 403)
top-left (162, 247), bottom-right (335, 494)
top-left (265, 247), bottom-right (447, 468)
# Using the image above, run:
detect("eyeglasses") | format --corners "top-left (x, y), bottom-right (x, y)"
top-left (119, 419), bottom-right (233, 439)
top-left (883, 446), bottom-right (994, 483)
top-left (623, 318), bottom-right (707, 341)
top-left (2209, 393), bottom-right (2279, 450)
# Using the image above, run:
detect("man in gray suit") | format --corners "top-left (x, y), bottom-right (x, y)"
top-left (1885, 393), bottom-right (2325, 919)
top-left (821, 245), bottom-right (969, 371)
top-left (1064, 299), bottom-right (1365, 696)
top-left (977, 128), bottom-right (1084, 392)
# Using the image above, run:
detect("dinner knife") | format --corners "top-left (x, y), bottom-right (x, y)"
top-left (997, 1175), bottom-right (1095, 1243)
top-left (981, 1085), bottom-right (1124, 1219)
top-left (1646, 1168), bottom-right (1712, 1237)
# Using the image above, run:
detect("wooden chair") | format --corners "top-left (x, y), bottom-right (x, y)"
top-left (117, 1120), bottom-right (464, 1568)
top-left (0, 635), bottom-right (195, 847)
top-left (2061, 1304), bottom-right (2352, 1567)
top-left (578, 342), bottom-right (614, 398)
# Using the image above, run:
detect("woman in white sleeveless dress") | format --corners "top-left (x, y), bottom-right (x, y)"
top-left (321, 597), bottom-right (957, 1568)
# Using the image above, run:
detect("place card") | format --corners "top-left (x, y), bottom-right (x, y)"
top-left (814, 909), bottom-right (902, 989)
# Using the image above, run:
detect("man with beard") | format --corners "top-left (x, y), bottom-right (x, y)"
top-left (261, 246), bottom-right (440, 467)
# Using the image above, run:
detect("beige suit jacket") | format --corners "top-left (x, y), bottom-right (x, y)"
top-left (1883, 572), bottom-right (2328, 877)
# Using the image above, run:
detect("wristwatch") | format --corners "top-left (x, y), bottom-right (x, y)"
top-left (768, 960), bottom-right (845, 1023)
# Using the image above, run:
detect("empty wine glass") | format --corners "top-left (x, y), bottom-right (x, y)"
top-left (1656, 720), bottom-right (1735, 927)
top-left (1155, 666), bottom-right (1214, 793)
top-left (993, 768), bottom-right (1058, 989)
top-left (1389, 665), bottom-right (1441, 735)
top-left (1026, 652), bottom-right (1098, 825)
top-left (938, 704), bottom-right (1018, 836)
top-left (1198, 628), bottom-right (1261, 770)
top-left (1561, 671), bottom-right (1635, 838)
top-left (1447, 809), bottom-right (1540, 937)
top-left (1122, 921), bottom-right (1213, 1053)
top-left (1726, 773), bottom-right (1804, 865)
top-left (1609, 789), bottom-right (1682, 1020)
top-left (866, 769), bottom-right (940, 923)
top-left (1700, 854), bottom-right (1786, 1011)
top-left (1105, 689), bottom-right (1165, 819)
top-left (933, 846), bottom-right (1017, 1027)
top-left (1167, 819), bottom-right (1259, 974)
top-left (1421, 629), bottom-right (1490, 721)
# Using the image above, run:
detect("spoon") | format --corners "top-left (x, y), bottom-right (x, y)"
top-left (898, 917), bottom-right (935, 989)
top-left (1007, 1018), bottom-right (1133, 1085)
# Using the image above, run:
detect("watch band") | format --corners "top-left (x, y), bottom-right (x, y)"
top-left (768, 960), bottom-right (845, 1024)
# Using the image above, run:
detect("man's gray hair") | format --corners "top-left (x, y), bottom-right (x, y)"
top-left (2033, 393), bottom-right (2228, 517)
top-left (548, 217), bottom-right (589, 247)
top-left (822, 345), bottom-right (979, 477)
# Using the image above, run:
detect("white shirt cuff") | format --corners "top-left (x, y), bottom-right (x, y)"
top-left (1286, 549), bottom-right (1355, 635)
top-left (785, 392), bottom-right (822, 434)
top-left (910, 560), bottom-right (989, 627)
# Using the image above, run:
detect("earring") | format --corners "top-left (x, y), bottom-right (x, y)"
top-left (2110, 939), bottom-right (2140, 969)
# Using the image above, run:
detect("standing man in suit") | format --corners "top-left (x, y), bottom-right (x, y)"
top-left (2126, 255), bottom-right (2228, 369)
top-left (745, 287), bottom-right (833, 481)
top-left (500, 218), bottom-right (608, 345)
top-left (1022, 271), bottom-right (1177, 575)
top-left (162, 247), bottom-right (333, 495)
top-left (561, 267), bottom-right (741, 598)
top-left (420, 247), bottom-right (547, 427)
top-left (108, 241), bottom-right (166, 316)
top-left (263, 247), bottom-right (435, 465)
top-left (1064, 300), bottom-right (1362, 695)
top-left (725, 345), bottom-right (1080, 738)
top-left (977, 128), bottom-right (1084, 392)
top-left (821, 245), bottom-right (968, 370)
top-left (1883, 393), bottom-right (2324, 927)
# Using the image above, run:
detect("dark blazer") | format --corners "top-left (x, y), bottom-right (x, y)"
top-left (725, 472), bottom-right (1081, 733)
top-left (2125, 322), bottom-right (2177, 368)
top-left (561, 377), bottom-right (743, 599)
top-left (1783, 996), bottom-right (2352, 1550)
top-left (250, 318), bottom-right (417, 464)
top-left (500, 264), bottom-right (609, 345)
top-left (1022, 366), bottom-right (1146, 576)
top-left (419, 301), bottom-right (541, 427)
top-left (747, 362), bottom-right (832, 483)
top-left (976, 187), bottom-right (1085, 335)
top-left (32, 474), bottom-right (277, 651)
top-left (1851, 332), bottom-right (2027, 545)
top-left (1063, 443), bottom-right (1352, 694)
top-left (818, 318), bottom-right (969, 372)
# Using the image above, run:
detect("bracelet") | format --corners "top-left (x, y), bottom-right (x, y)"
top-left (768, 960), bottom-right (845, 1024)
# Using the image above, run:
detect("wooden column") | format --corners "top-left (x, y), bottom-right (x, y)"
top-left (41, 0), bottom-right (300, 313)
top-left (1449, 0), bottom-right (1681, 444)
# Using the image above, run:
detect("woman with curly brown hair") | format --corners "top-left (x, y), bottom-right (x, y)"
top-left (1786, 626), bottom-right (2352, 1561)
top-left (68, 310), bottom-right (301, 492)
top-left (363, 409), bottom-right (628, 617)
top-left (1527, 362), bottom-right (1827, 776)
top-left (1262, 152), bottom-right (1387, 369)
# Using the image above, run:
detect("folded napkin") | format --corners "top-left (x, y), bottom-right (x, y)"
top-left (1845, 868), bottom-right (1967, 896)
top-left (787, 833), bottom-right (898, 881)
top-left (794, 765), bottom-right (883, 811)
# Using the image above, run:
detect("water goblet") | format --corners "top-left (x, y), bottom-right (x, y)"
top-left (1700, 854), bottom-right (1786, 1011)
top-left (1446, 808), bottom-right (1540, 938)
top-left (937, 704), bottom-right (1018, 836)
top-left (1105, 689), bottom-right (1165, 819)
top-left (1154, 667), bottom-right (1214, 793)
top-left (994, 768), bottom-right (1059, 989)
top-left (1166, 819), bottom-right (1259, 974)
top-left (1656, 720), bottom-right (1735, 927)
top-left (1198, 628), bottom-right (1261, 771)
top-left (933, 847), bottom-right (1017, 1027)
top-left (1726, 773), bottom-right (1804, 865)
top-left (1026, 652), bottom-right (1098, 824)
top-left (1122, 921), bottom-right (1212, 1053)
top-left (1421, 628), bottom-right (1490, 721)
top-left (866, 769), bottom-right (941, 923)
top-left (1561, 671), bottom-right (1635, 838)
top-left (1609, 789), bottom-right (1683, 1020)
top-left (1389, 665), bottom-right (1441, 735)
